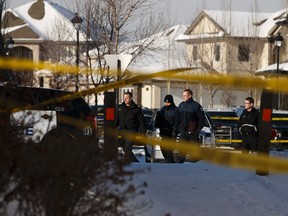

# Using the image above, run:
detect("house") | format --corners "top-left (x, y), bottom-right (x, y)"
top-left (137, 9), bottom-right (288, 109)
top-left (127, 10), bottom-right (270, 109)
top-left (3, 0), bottom-right (85, 88)
top-left (3, 1), bottom-right (288, 109)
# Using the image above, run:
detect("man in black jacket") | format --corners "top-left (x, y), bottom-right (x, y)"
top-left (238, 97), bottom-right (259, 153)
top-left (117, 92), bottom-right (146, 163)
top-left (177, 89), bottom-right (205, 162)
top-left (154, 94), bottom-right (180, 163)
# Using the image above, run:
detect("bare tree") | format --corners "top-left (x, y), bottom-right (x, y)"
top-left (181, 0), bottom-right (267, 108)
top-left (221, 89), bottom-right (236, 107)
top-left (72, 0), bottom-right (166, 105)
top-left (0, 0), bottom-right (7, 54)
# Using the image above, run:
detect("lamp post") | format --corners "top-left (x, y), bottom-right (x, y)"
top-left (71, 13), bottom-right (83, 92)
top-left (6, 37), bottom-right (15, 56)
top-left (0, 37), bottom-right (15, 83)
top-left (274, 32), bottom-right (283, 109)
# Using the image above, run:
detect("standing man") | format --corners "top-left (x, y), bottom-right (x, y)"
top-left (117, 92), bottom-right (146, 163)
top-left (178, 89), bottom-right (205, 162)
top-left (154, 94), bottom-right (180, 163)
top-left (238, 97), bottom-right (259, 153)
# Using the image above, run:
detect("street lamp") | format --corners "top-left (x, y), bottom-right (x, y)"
top-left (71, 13), bottom-right (83, 92)
top-left (274, 32), bottom-right (283, 109)
top-left (6, 37), bottom-right (15, 55)
top-left (274, 32), bottom-right (283, 73)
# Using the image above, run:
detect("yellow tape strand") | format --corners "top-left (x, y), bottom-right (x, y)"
top-left (4, 57), bottom-right (288, 174)
top-left (117, 129), bottom-right (288, 174)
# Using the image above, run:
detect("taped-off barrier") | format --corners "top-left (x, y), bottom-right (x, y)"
top-left (3, 57), bottom-right (288, 174)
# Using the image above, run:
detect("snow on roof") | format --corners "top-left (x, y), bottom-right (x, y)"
top-left (8, 0), bottom-right (85, 41)
top-left (203, 10), bottom-right (271, 37)
top-left (176, 9), bottom-right (275, 40)
top-left (128, 24), bottom-right (198, 74)
top-left (256, 62), bottom-right (288, 77)
top-left (176, 8), bottom-right (288, 40)
top-left (257, 8), bottom-right (288, 37)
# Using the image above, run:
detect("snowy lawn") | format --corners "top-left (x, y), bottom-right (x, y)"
top-left (129, 150), bottom-right (288, 216)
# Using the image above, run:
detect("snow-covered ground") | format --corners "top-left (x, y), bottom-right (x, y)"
top-left (129, 149), bottom-right (288, 216)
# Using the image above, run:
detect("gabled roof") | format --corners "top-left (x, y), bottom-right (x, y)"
top-left (257, 8), bottom-right (288, 37)
top-left (184, 10), bottom-right (226, 36)
top-left (177, 9), bottom-right (272, 40)
top-left (4, 0), bottom-right (85, 41)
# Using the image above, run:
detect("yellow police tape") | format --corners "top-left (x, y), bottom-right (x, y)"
top-left (3, 57), bottom-right (288, 95)
top-left (216, 139), bottom-right (288, 143)
top-left (211, 116), bottom-right (239, 120)
top-left (211, 116), bottom-right (288, 121)
top-left (116, 130), bottom-right (288, 174)
top-left (4, 57), bottom-right (288, 174)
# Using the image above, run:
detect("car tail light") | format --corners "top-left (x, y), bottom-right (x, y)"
top-left (86, 115), bottom-right (97, 130)
top-left (271, 129), bottom-right (278, 140)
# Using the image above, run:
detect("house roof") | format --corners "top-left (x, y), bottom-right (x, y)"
top-left (176, 9), bottom-right (280, 41)
top-left (4, 0), bottom-right (85, 41)
top-left (256, 62), bottom-right (288, 76)
top-left (203, 10), bottom-right (271, 37)
top-left (128, 24), bottom-right (200, 74)
top-left (257, 8), bottom-right (288, 37)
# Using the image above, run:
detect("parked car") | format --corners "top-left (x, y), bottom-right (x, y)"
top-left (90, 105), bottom-right (104, 128)
top-left (142, 107), bottom-right (155, 131)
top-left (199, 111), bottom-right (216, 147)
top-left (1, 84), bottom-right (98, 147)
top-left (270, 110), bottom-right (288, 150)
top-left (205, 108), bottom-right (241, 148)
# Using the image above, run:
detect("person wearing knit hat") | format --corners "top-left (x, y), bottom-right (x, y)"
top-left (164, 94), bottom-right (174, 103)
top-left (154, 94), bottom-right (180, 163)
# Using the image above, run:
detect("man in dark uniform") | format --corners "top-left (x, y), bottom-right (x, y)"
top-left (238, 97), bottom-right (259, 153)
top-left (154, 94), bottom-right (180, 163)
top-left (117, 92), bottom-right (146, 163)
top-left (177, 89), bottom-right (205, 162)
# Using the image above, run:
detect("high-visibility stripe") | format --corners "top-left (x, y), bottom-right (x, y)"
top-left (272, 117), bottom-right (288, 121)
top-left (210, 116), bottom-right (239, 120)
top-left (211, 116), bottom-right (288, 121)
top-left (216, 139), bottom-right (241, 143)
top-left (216, 139), bottom-right (288, 143)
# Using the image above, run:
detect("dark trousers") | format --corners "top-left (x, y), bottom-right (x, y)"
top-left (179, 131), bottom-right (200, 143)
top-left (123, 138), bottom-right (139, 163)
top-left (160, 135), bottom-right (175, 163)
top-left (175, 131), bottom-right (201, 163)
top-left (241, 134), bottom-right (258, 153)
top-left (118, 129), bottom-right (139, 163)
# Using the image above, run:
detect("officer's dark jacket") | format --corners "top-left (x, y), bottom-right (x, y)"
top-left (238, 107), bottom-right (259, 135)
top-left (154, 103), bottom-right (180, 135)
top-left (178, 98), bottom-right (205, 134)
top-left (117, 100), bottom-right (146, 133)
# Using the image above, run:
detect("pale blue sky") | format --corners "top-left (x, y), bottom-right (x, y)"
top-left (7, 0), bottom-right (286, 25)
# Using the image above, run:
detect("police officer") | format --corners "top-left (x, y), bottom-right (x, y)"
top-left (154, 94), bottom-right (180, 163)
top-left (117, 92), bottom-right (146, 163)
top-left (177, 89), bottom-right (205, 162)
top-left (238, 97), bottom-right (259, 153)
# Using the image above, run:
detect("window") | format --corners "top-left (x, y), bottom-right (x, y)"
top-left (238, 44), bottom-right (250, 62)
top-left (192, 45), bottom-right (198, 61)
top-left (39, 76), bottom-right (44, 87)
top-left (214, 44), bottom-right (220, 61)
